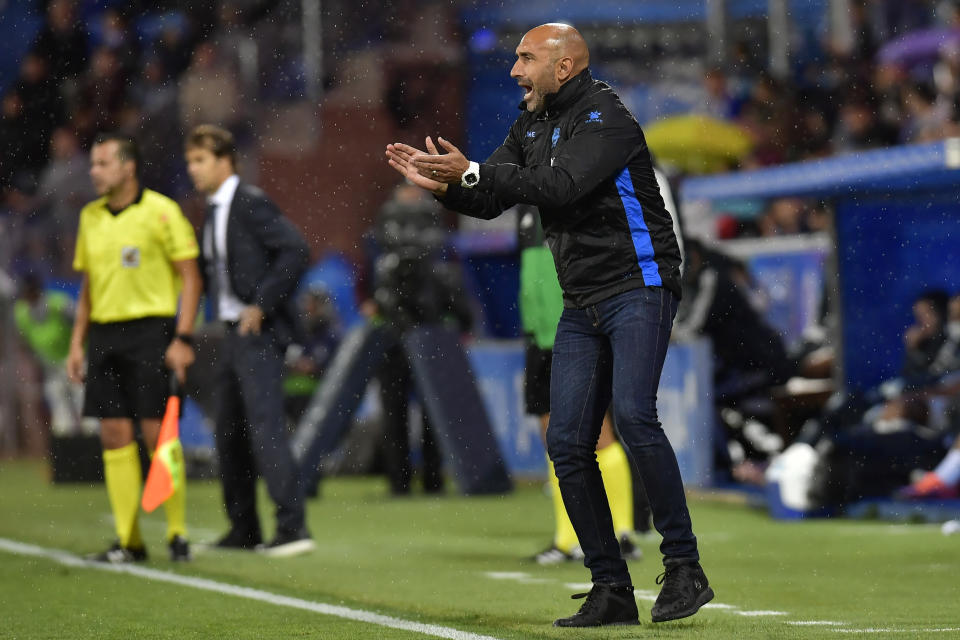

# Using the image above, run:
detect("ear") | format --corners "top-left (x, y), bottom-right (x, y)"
top-left (556, 56), bottom-right (574, 81)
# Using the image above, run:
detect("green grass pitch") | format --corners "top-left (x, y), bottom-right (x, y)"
top-left (0, 459), bottom-right (957, 639)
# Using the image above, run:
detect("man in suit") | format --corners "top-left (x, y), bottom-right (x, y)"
top-left (185, 124), bottom-right (314, 557)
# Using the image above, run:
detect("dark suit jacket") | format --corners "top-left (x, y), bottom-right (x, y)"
top-left (199, 182), bottom-right (310, 347)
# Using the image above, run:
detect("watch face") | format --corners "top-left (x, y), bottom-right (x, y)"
top-left (465, 173), bottom-right (478, 185)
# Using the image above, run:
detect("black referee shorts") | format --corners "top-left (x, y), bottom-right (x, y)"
top-left (524, 341), bottom-right (552, 417)
top-left (83, 317), bottom-right (175, 420)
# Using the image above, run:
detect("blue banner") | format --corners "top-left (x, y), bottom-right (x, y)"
top-left (467, 338), bottom-right (715, 486)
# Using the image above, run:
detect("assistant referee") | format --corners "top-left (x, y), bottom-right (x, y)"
top-left (66, 132), bottom-right (202, 563)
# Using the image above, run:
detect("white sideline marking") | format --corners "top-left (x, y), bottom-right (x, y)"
top-left (0, 538), bottom-right (503, 640)
top-left (483, 571), bottom-right (550, 584)
top-left (831, 628), bottom-right (960, 634)
top-left (735, 610), bottom-right (788, 617)
top-left (787, 621), bottom-right (847, 626)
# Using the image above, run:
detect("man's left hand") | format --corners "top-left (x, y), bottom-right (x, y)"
top-left (411, 137), bottom-right (470, 183)
top-left (238, 305), bottom-right (265, 336)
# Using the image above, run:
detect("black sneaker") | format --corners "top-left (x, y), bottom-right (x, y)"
top-left (87, 541), bottom-right (148, 564)
top-left (553, 584), bottom-right (640, 627)
top-left (169, 535), bottom-right (192, 562)
top-left (532, 544), bottom-right (584, 565)
top-left (214, 528), bottom-right (262, 550)
top-left (257, 529), bottom-right (316, 558)
top-left (651, 562), bottom-right (714, 623)
top-left (619, 534), bottom-right (643, 561)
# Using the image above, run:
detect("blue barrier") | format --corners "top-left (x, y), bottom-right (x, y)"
top-left (724, 235), bottom-right (829, 350)
top-left (466, 338), bottom-right (715, 486)
top-left (683, 140), bottom-right (960, 201)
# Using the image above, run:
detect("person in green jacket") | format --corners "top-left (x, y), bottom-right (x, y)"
top-left (14, 273), bottom-right (91, 436)
top-left (517, 205), bottom-right (639, 564)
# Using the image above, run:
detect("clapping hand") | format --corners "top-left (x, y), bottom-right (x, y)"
top-left (385, 137), bottom-right (470, 195)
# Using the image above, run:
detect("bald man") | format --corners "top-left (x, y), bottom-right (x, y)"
top-left (386, 23), bottom-right (712, 627)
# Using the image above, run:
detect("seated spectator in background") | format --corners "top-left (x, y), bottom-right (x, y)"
top-left (129, 57), bottom-right (188, 196)
top-left (900, 81), bottom-right (953, 144)
top-left (896, 293), bottom-right (960, 499)
top-left (794, 101), bottom-right (833, 160)
top-left (2, 175), bottom-right (57, 280)
top-left (179, 42), bottom-right (243, 134)
top-left (758, 198), bottom-right (809, 236)
top-left (811, 392), bottom-right (953, 508)
top-left (674, 239), bottom-right (796, 483)
top-left (35, 127), bottom-right (95, 276)
top-left (32, 0), bottom-right (88, 83)
top-left (93, 9), bottom-right (140, 78)
top-left (873, 62), bottom-right (908, 134)
top-left (898, 289), bottom-right (954, 388)
top-left (899, 435), bottom-right (960, 500)
top-left (283, 284), bottom-right (343, 425)
top-left (792, 291), bottom-right (960, 509)
top-left (0, 92), bottom-right (27, 189)
top-left (831, 94), bottom-right (900, 153)
top-left (76, 47), bottom-right (129, 134)
top-left (933, 41), bottom-right (960, 107)
top-left (738, 73), bottom-right (793, 166)
top-left (801, 290), bottom-right (953, 444)
top-left (16, 53), bottom-right (62, 177)
top-left (697, 67), bottom-right (740, 121)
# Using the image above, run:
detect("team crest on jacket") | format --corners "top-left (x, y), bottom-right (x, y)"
top-left (586, 111), bottom-right (603, 123)
top-left (551, 127), bottom-right (560, 147)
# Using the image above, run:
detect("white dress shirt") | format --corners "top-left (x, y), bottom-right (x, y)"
top-left (205, 174), bottom-right (245, 322)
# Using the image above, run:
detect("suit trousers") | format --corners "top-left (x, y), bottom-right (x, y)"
top-left (214, 328), bottom-right (305, 537)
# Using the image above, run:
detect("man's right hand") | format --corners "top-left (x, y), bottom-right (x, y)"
top-left (66, 343), bottom-right (85, 383)
top-left (385, 141), bottom-right (448, 196)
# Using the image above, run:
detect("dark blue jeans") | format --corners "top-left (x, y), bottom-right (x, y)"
top-left (546, 287), bottom-right (699, 586)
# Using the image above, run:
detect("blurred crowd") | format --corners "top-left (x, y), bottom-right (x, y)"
top-left (681, 1), bottom-right (960, 239)
top-left (8, 1), bottom-right (960, 276)
top-left (0, 0), bottom-right (311, 281)
top-left (694, 0), bottom-right (960, 168)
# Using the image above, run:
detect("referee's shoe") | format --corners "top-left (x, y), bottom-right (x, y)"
top-left (169, 535), bottom-right (192, 562)
top-left (87, 541), bottom-right (148, 564)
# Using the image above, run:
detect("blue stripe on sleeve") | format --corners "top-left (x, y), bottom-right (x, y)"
top-left (615, 168), bottom-right (662, 287)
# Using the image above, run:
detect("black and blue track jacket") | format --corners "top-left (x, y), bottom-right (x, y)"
top-left (441, 69), bottom-right (682, 307)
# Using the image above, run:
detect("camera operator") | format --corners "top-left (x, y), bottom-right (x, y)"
top-left (365, 181), bottom-right (473, 495)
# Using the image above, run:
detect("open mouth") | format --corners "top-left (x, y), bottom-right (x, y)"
top-left (518, 82), bottom-right (533, 101)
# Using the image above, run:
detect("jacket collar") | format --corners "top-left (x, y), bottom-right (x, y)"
top-left (208, 174), bottom-right (240, 210)
top-left (521, 68), bottom-right (593, 118)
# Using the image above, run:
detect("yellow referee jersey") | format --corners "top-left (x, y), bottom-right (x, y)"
top-left (73, 189), bottom-right (199, 323)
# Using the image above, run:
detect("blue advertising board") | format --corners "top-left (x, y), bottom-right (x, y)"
top-left (466, 338), bottom-right (715, 486)
top-left (723, 235), bottom-right (830, 350)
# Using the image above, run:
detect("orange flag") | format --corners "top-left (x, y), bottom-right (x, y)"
top-left (141, 394), bottom-right (184, 512)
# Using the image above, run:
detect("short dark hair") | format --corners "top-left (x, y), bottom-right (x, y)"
top-left (93, 132), bottom-right (140, 171)
top-left (186, 124), bottom-right (237, 169)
